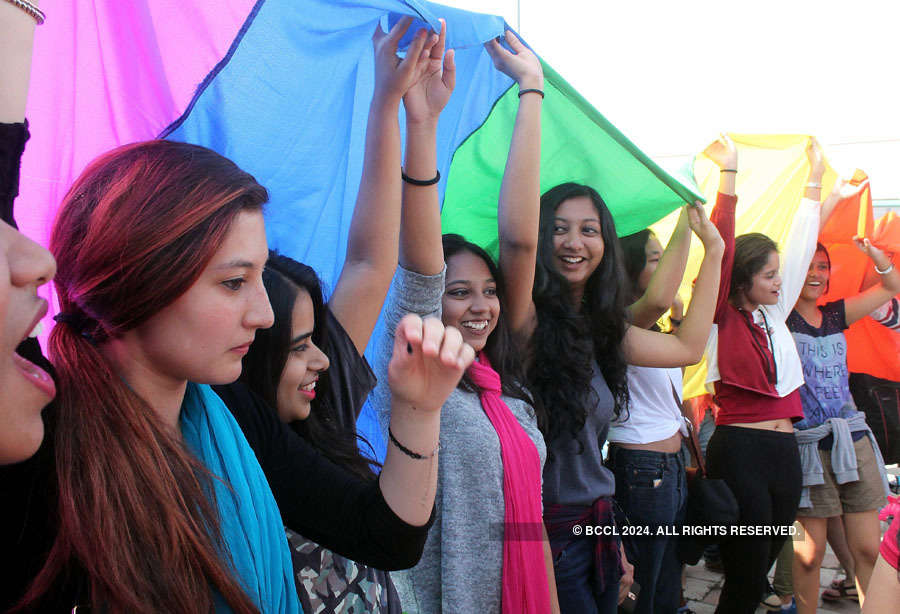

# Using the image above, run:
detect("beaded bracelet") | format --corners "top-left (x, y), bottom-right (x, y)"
top-left (518, 88), bottom-right (544, 99)
top-left (401, 169), bottom-right (440, 186)
top-left (3, 0), bottom-right (45, 25)
top-left (389, 427), bottom-right (439, 460)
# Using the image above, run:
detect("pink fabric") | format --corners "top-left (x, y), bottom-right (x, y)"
top-left (467, 353), bottom-right (551, 614)
top-left (18, 0), bottom-right (256, 338)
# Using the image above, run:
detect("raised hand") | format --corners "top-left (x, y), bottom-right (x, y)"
top-left (828, 177), bottom-right (866, 202)
top-left (687, 201), bottom-right (725, 252)
top-left (403, 19), bottom-right (456, 125)
top-left (387, 314), bottom-right (475, 413)
top-left (484, 30), bottom-right (543, 90)
top-left (703, 133), bottom-right (738, 171)
top-left (372, 17), bottom-right (439, 105)
top-left (853, 236), bottom-right (894, 270)
top-left (806, 136), bottom-right (826, 181)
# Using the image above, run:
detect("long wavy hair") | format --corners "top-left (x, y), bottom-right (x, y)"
top-left (22, 141), bottom-right (267, 614)
top-left (442, 234), bottom-right (544, 429)
top-left (240, 252), bottom-right (378, 480)
top-left (529, 183), bottom-right (630, 447)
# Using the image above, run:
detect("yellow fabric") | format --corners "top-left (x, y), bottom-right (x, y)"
top-left (651, 134), bottom-right (838, 399)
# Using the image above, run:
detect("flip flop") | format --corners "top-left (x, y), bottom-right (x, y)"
top-left (821, 577), bottom-right (858, 602)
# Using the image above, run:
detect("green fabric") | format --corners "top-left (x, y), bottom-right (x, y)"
top-left (441, 60), bottom-right (703, 257)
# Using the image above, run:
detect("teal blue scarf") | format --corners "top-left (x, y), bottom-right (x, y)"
top-left (180, 383), bottom-right (301, 613)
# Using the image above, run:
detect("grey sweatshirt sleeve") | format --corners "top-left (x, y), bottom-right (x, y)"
top-left (371, 266), bottom-right (446, 442)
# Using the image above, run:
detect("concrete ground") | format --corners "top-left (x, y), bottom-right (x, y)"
top-left (682, 546), bottom-right (863, 613)
top-left (682, 465), bottom-right (898, 613)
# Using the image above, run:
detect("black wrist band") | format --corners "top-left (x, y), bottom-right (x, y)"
top-left (518, 88), bottom-right (544, 99)
top-left (389, 427), bottom-right (439, 460)
top-left (720, 169), bottom-right (737, 173)
top-left (401, 169), bottom-right (440, 186)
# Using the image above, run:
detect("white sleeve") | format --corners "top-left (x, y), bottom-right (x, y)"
top-left (774, 198), bottom-right (820, 319)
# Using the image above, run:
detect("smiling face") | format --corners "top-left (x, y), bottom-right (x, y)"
top-left (0, 220), bottom-right (57, 464)
top-left (275, 288), bottom-right (330, 423)
top-left (744, 250), bottom-right (782, 308)
top-left (552, 196), bottom-right (605, 293)
top-left (800, 250), bottom-right (830, 302)
top-left (637, 234), bottom-right (663, 293)
top-left (442, 250), bottom-right (500, 353)
top-left (122, 210), bottom-right (274, 388)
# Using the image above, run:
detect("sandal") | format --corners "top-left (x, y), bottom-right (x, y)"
top-left (821, 577), bottom-right (858, 602)
top-left (760, 592), bottom-right (783, 611)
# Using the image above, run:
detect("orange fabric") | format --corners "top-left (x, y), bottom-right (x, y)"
top-left (820, 198), bottom-right (900, 381)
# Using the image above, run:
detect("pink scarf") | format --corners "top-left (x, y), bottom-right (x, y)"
top-left (467, 352), bottom-right (551, 613)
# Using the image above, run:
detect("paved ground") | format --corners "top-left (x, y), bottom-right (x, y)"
top-left (681, 465), bottom-right (898, 613)
top-left (682, 546), bottom-right (864, 613)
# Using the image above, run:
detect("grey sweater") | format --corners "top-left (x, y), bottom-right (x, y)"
top-left (372, 266), bottom-right (547, 614)
top-left (794, 410), bottom-right (890, 509)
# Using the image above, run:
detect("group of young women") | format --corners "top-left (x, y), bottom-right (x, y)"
top-left (2, 4), bottom-right (900, 614)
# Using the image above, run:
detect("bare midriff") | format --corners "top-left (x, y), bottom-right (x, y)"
top-left (616, 429), bottom-right (682, 454)
top-left (728, 418), bottom-right (793, 432)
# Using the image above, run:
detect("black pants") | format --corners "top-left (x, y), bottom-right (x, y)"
top-left (706, 426), bottom-right (801, 614)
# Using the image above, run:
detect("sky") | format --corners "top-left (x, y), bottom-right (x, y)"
top-left (440, 0), bottom-right (900, 203)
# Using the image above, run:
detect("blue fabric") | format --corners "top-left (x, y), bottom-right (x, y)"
top-left (162, 0), bottom-right (513, 457)
top-left (180, 383), bottom-right (300, 613)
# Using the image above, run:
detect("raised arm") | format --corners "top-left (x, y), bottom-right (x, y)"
top-left (629, 206), bottom-right (692, 329)
top-left (328, 18), bottom-right (438, 354)
top-left (844, 239), bottom-right (900, 325)
top-left (489, 31), bottom-right (544, 335)
top-left (624, 204), bottom-right (725, 367)
top-left (819, 178), bottom-right (866, 232)
top-left (704, 134), bottom-right (738, 321)
top-left (398, 19), bottom-right (454, 276)
top-left (0, 0), bottom-right (38, 123)
top-left (380, 314), bottom-right (474, 525)
top-left (775, 138), bottom-right (826, 316)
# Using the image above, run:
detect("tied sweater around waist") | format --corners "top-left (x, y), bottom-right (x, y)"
top-left (794, 410), bottom-right (890, 508)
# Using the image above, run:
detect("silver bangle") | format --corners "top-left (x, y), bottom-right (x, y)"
top-left (3, 0), bottom-right (45, 24)
top-left (875, 262), bottom-right (895, 275)
top-left (806, 182), bottom-right (822, 189)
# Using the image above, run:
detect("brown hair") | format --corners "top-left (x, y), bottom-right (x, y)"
top-left (21, 141), bottom-right (268, 613)
top-left (729, 232), bottom-right (778, 302)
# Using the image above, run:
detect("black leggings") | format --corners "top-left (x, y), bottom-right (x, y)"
top-left (706, 426), bottom-right (801, 614)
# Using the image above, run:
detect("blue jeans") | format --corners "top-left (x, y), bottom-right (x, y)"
top-left (554, 535), bottom-right (620, 614)
top-left (609, 446), bottom-right (687, 614)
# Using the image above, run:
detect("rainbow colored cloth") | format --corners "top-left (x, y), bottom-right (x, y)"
top-left (19, 0), bottom-right (699, 457)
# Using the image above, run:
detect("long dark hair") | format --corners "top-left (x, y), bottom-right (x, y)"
top-left (620, 228), bottom-right (655, 303)
top-left (442, 234), bottom-right (544, 429)
top-left (28, 141), bottom-right (264, 613)
top-left (240, 252), bottom-right (377, 480)
top-left (730, 232), bottom-right (778, 302)
top-left (529, 183), bottom-right (630, 447)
